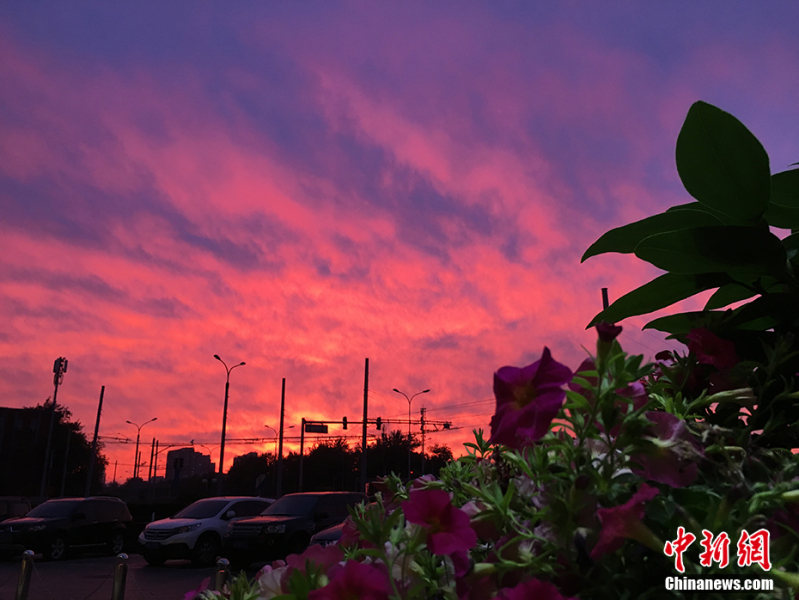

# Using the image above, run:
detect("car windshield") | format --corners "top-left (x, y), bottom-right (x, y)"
top-left (27, 499), bottom-right (83, 518)
top-left (262, 495), bottom-right (318, 516)
top-left (173, 499), bottom-right (229, 519)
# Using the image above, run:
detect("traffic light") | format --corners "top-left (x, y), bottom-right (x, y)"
top-left (342, 416), bottom-right (348, 430)
top-left (375, 417), bottom-right (382, 430)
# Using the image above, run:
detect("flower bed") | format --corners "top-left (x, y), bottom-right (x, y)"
top-left (188, 101), bottom-right (799, 599)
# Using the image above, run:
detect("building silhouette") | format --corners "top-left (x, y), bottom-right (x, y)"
top-left (165, 448), bottom-right (214, 481)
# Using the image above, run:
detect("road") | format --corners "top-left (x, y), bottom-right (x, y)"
top-left (0, 553), bottom-right (245, 600)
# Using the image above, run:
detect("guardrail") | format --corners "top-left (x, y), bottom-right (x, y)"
top-left (13, 551), bottom-right (229, 600)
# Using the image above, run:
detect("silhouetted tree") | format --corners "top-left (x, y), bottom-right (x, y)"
top-left (224, 451), bottom-right (285, 496)
top-left (303, 438), bottom-right (357, 491)
top-left (0, 402), bottom-right (106, 498)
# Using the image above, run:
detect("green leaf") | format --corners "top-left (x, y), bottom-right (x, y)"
top-left (676, 101), bottom-right (770, 224)
top-left (704, 283), bottom-right (757, 310)
top-left (765, 169), bottom-right (799, 229)
top-left (644, 311), bottom-right (729, 335)
top-left (634, 225), bottom-right (786, 277)
top-left (587, 272), bottom-right (729, 327)
top-left (581, 209), bottom-right (721, 261)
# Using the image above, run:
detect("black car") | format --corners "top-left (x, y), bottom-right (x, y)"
top-left (0, 496), bottom-right (132, 560)
top-left (223, 491), bottom-right (364, 564)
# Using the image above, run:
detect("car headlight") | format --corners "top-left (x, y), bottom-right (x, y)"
top-left (176, 523), bottom-right (202, 534)
top-left (263, 524), bottom-right (285, 534)
top-left (29, 525), bottom-right (47, 532)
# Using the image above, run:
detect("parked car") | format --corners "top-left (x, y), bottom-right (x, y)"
top-left (138, 496), bottom-right (273, 566)
top-left (0, 496), bottom-right (132, 560)
top-left (223, 491), bottom-right (365, 564)
top-left (0, 497), bottom-right (31, 522)
top-left (309, 521), bottom-right (345, 547)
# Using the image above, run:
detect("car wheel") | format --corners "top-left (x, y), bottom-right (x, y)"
top-left (46, 536), bottom-right (67, 561)
top-left (192, 533), bottom-right (221, 566)
top-left (107, 531), bottom-right (125, 555)
top-left (143, 550), bottom-right (166, 566)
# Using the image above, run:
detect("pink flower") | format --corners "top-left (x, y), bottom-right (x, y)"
top-left (631, 412), bottom-right (703, 488)
top-left (596, 322), bottom-right (623, 342)
top-left (402, 488), bottom-right (477, 575)
top-left (490, 347), bottom-right (573, 448)
top-left (285, 542), bottom-right (343, 574)
top-left (686, 328), bottom-right (738, 370)
top-left (308, 560), bottom-right (390, 600)
top-left (591, 483), bottom-right (660, 559)
top-left (492, 578), bottom-right (575, 600)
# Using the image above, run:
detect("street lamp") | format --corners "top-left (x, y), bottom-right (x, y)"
top-left (214, 354), bottom-right (246, 483)
top-left (126, 417), bottom-right (157, 480)
top-left (393, 387), bottom-right (430, 480)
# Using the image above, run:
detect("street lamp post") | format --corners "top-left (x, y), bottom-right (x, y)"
top-left (214, 354), bottom-right (245, 488)
top-left (392, 388), bottom-right (430, 480)
top-left (126, 417), bottom-right (157, 480)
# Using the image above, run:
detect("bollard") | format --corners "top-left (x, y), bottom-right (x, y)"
top-left (111, 553), bottom-right (128, 600)
top-left (15, 550), bottom-right (35, 600)
top-left (213, 557), bottom-right (230, 591)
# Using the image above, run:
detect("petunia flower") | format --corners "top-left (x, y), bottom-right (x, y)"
top-left (490, 347), bottom-right (573, 448)
top-left (492, 578), bottom-right (576, 600)
top-left (308, 560), bottom-right (390, 600)
top-left (686, 328), bottom-right (738, 370)
top-left (631, 411), bottom-right (703, 488)
top-left (590, 483), bottom-right (661, 559)
top-left (285, 542), bottom-right (344, 575)
top-left (596, 322), bottom-right (623, 342)
top-left (402, 488), bottom-right (478, 575)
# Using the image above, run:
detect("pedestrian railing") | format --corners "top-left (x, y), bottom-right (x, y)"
top-left (13, 551), bottom-right (230, 600)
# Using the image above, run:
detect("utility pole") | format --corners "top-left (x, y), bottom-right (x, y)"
top-left (420, 407), bottom-right (426, 475)
top-left (277, 378), bottom-right (285, 497)
top-left (40, 357), bottom-right (68, 498)
top-left (85, 386), bottom-right (104, 496)
top-left (153, 440), bottom-right (160, 479)
top-left (360, 358), bottom-right (369, 494)
top-left (59, 430), bottom-right (71, 496)
top-left (148, 437), bottom-right (155, 481)
top-left (298, 418), bottom-right (306, 492)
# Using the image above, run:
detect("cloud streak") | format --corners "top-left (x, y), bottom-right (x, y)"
top-left (1, 2), bottom-right (797, 481)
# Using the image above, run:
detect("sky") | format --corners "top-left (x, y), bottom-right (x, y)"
top-left (2, 2), bottom-right (798, 483)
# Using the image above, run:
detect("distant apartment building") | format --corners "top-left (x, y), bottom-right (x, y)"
top-left (165, 447), bottom-right (214, 481)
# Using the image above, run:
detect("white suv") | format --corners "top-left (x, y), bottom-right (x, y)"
top-left (139, 496), bottom-right (272, 566)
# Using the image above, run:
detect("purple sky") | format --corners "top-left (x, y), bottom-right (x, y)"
top-left (2, 2), bottom-right (798, 481)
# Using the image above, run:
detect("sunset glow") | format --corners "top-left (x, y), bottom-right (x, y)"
top-left (2, 2), bottom-right (797, 482)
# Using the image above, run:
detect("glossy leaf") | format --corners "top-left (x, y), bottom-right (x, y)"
top-left (587, 273), bottom-right (729, 327)
top-left (634, 226), bottom-right (786, 277)
top-left (643, 311), bottom-right (726, 336)
top-left (765, 169), bottom-right (799, 229)
top-left (581, 209), bottom-right (720, 261)
top-left (676, 101), bottom-right (770, 224)
top-left (704, 283), bottom-right (757, 310)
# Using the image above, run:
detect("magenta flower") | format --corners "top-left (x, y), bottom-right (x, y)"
top-left (286, 542), bottom-right (343, 575)
top-left (490, 347), bottom-right (573, 448)
top-left (631, 411), bottom-right (703, 488)
top-left (686, 328), bottom-right (738, 370)
top-left (402, 488), bottom-right (477, 575)
top-left (492, 578), bottom-right (575, 600)
top-left (591, 483), bottom-right (660, 559)
top-left (596, 322), bottom-right (623, 342)
top-left (308, 560), bottom-right (390, 600)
